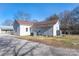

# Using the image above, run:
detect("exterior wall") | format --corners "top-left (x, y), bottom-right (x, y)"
top-left (32, 27), bottom-right (54, 36)
top-left (0, 26), bottom-right (13, 34)
top-left (0, 29), bottom-right (1, 33)
top-left (31, 28), bottom-right (49, 36)
top-left (19, 25), bottom-right (31, 36)
top-left (43, 27), bottom-right (53, 36)
top-left (0, 30), bottom-right (13, 34)
top-left (53, 20), bottom-right (60, 36)
top-left (0, 30), bottom-right (7, 34)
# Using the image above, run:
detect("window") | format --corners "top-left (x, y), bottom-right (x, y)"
top-left (26, 28), bottom-right (28, 32)
top-left (56, 30), bottom-right (60, 35)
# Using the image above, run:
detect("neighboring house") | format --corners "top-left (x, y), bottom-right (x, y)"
top-left (13, 20), bottom-right (32, 36)
top-left (0, 26), bottom-right (13, 34)
top-left (13, 19), bottom-right (61, 36)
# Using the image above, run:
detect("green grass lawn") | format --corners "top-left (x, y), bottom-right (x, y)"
top-left (17, 35), bottom-right (79, 49)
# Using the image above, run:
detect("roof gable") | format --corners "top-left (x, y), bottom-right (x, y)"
top-left (15, 20), bottom-right (32, 25)
top-left (14, 19), bottom-right (58, 28)
top-left (33, 19), bottom-right (58, 28)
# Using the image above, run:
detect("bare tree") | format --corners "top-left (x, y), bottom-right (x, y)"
top-left (13, 11), bottom-right (31, 21)
top-left (59, 9), bottom-right (79, 34)
top-left (46, 14), bottom-right (59, 21)
top-left (59, 10), bottom-right (74, 34)
top-left (32, 19), bottom-right (39, 23)
top-left (2, 19), bottom-right (14, 26)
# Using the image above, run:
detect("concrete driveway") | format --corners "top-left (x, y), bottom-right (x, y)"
top-left (0, 34), bottom-right (79, 56)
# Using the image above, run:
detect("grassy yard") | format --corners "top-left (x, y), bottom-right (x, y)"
top-left (17, 35), bottom-right (79, 49)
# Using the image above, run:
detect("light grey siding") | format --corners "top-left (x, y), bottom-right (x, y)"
top-left (31, 27), bottom-right (53, 36)
top-left (43, 27), bottom-right (53, 36)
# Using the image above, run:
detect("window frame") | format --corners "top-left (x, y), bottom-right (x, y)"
top-left (26, 28), bottom-right (28, 32)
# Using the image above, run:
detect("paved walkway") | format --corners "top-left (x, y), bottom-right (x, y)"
top-left (0, 35), bottom-right (79, 56)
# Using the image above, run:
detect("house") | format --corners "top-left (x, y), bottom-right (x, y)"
top-left (13, 19), bottom-right (61, 36)
top-left (13, 20), bottom-right (33, 36)
top-left (32, 19), bottom-right (61, 36)
top-left (0, 26), bottom-right (13, 34)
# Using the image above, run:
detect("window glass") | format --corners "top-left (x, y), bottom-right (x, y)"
top-left (26, 28), bottom-right (28, 32)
